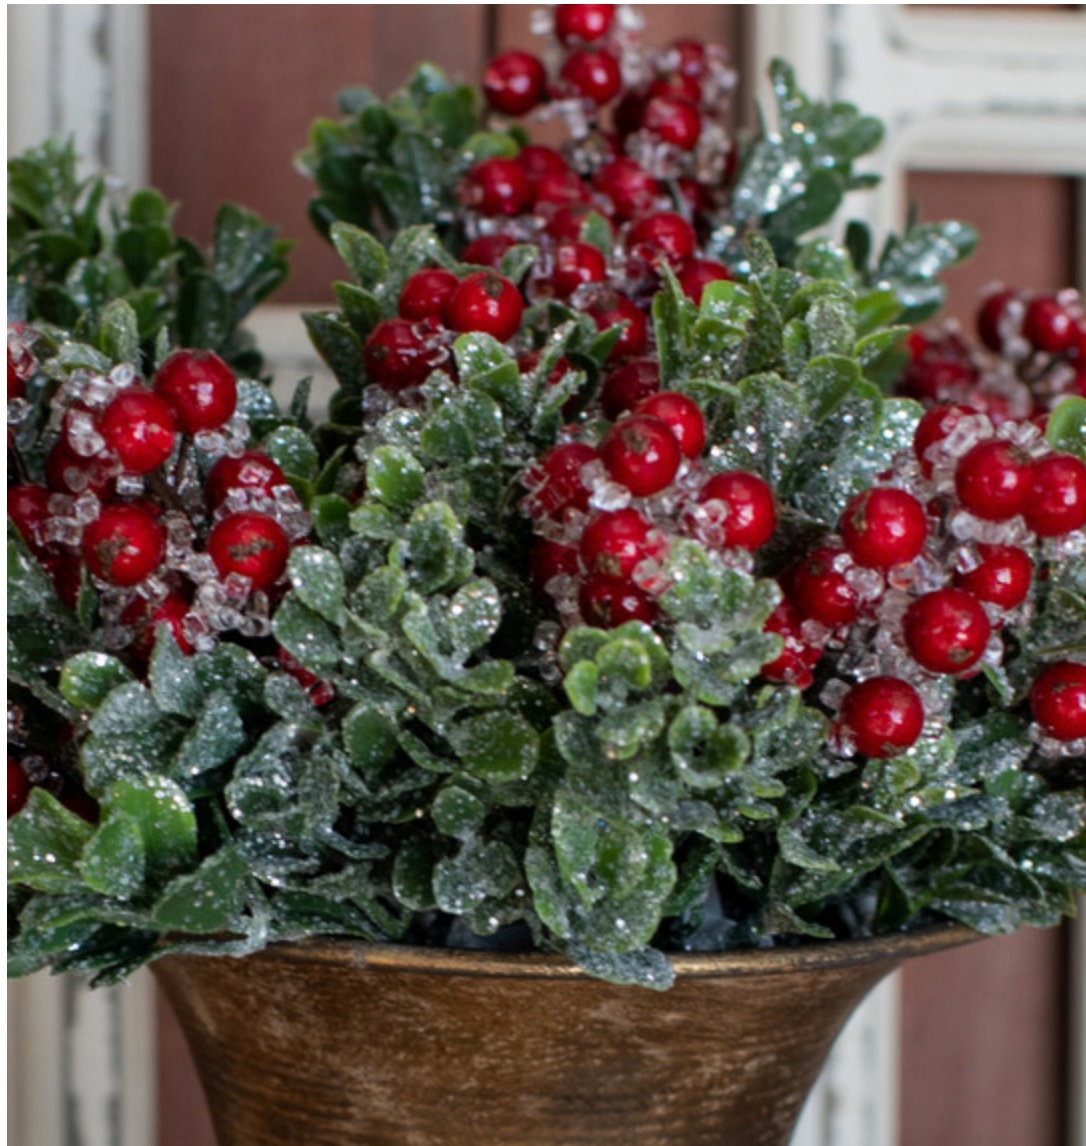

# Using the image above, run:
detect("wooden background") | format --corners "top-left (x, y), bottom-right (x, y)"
top-left (147, 7), bottom-right (1078, 1145)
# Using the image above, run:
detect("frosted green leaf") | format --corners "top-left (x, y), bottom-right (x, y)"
top-left (595, 639), bottom-right (653, 691)
top-left (176, 691), bottom-right (247, 777)
top-left (432, 784), bottom-right (487, 838)
top-left (445, 578), bottom-right (502, 660)
top-left (8, 790), bottom-right (96, 891)
top-left (563, 661), bottom-right (599, 716)
top-left (392, 838), bottom-right (437, 911)
top-left (343, 703), bottom-right (399, 773)
top-left (263, 425), bottom-right (319, 482)
top-left (272, 594), bottom-right (341, 673)
top-left (798, 354), bottom-right (861, 421)
top-left (366, 445), bottom-right (425, 509)
top-left (566, 943), bottom-right (674, 991)
top-left (81, 814), bottom-right (146, 898)
top-left (1046, 397), bottom-right (1086, 460)
top-left (432, 840), bottom-right (519, 913)
top-left (330, 221), bottom-right (388, 289)
top-left (150, 629), bottom-right (204, 717)
top-left (60, 652), bottom-right (134, 711)
top-left (153, 848), bottom-right (251, 933)
top-left (104, 774), bottom-right (197, 888)
top-left (288, 546), bottom-right (346, 626)
top-left (450, 711), bottom-right (539, 783)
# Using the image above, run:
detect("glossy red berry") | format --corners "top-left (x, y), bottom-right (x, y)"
top-left (517, 145), bottom-right (568, 180)
top-left (528, 442), bottom-right (599, 518)
top-left (1022, 296), bottom-right (1076, 354)
top-left (445, 271), bottom-right (524, 342)
top-left (977, 289), bottom-right (1015, 352)
top-left (599, 359), bottom-right (659, 420)
top-left (532, 169), bottom-right (590, 208)
top-left (761, 601), bottom-right (822, 689)
top-left (460, 158), bottom-right (531, 217)
top-left (551, 241), bottom-right (607, 299)
top-left (99, 389), bottom-right (178, 474)
top-left (38, 545), bottom-right (83, 610)
top-left (483, 50), bottom-right (548, 117)
top-left (642, 95), bottom-right (702, 150)
top-left (208, 512), bottom-right (290, 590)
top-left (545, 204), bottom-right (607, 244)
top-left (8, 758), bottom-right (29, 819)
top-left (903, 588), bottom-right (991, 675)
top-left (44, 438), bottom-right (114, 497)
top-left (461, 233), bottom-right (517, 268)
top-left (586, 292), bottom-right (648, 361)
top-left (648, 73), bottom-right (702, 106)
top-left (601, 413), bottom-right (681, 496)
top-left (698, 471), bottom-right (777, 551)
top-left (206, 450), bottom-right (287, 509)
top-left (559, 48), bottom-right (622, 106)
top-left (669, 38), bottom-right (708, 79)
top-left (8, 484), bottom-right (52, 553)
top-left (154, 350), bottom-right (237, 433)
top-left (676, 259), bottom-right (732, 305)
top-left (626, 212), bottom-right (696, 267)
top-left (579, 573), bottom-right (656, 628)
top-left (912, 404), bottom-right (978, 478)
top-left (8, 348), bottom-right (25, 402)
top-left (634, 392), bottom-right (705, 459)
top-left (398, 268), bottom-right (459, 321)
top-left (954, 440), bottom-right (1031, 521)
top-left (529, 539), bottom-right (580, 596)
top-left (1031, 661), bottom-right (1086, 742)
top-left (593, 159), bottom-right (662, 222)
top-left (839, 677), bottom-right (924, 758)
top-left (82, 503), bottom-right (166, 587)
top-left (554, 3), bottom-right (615, 44)
top-left (580, 508), bottom-right (657, 579)
top-left (1023, 453), bottom-right (1086, 537)
top-left (791, 547), bottom-right (859, 627)
top-left (954, 544), bottom-right (1033, 610)
top-left (125, 591), bottom-right (196, 659)
top-left (364, 319), bottom-right (443, 392)
top-left (840, 488), bottom-right (928, 569)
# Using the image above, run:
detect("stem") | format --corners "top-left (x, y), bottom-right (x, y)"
top-left (146, 469), bottom-right (189, 516)
top-left (173, 435), bottom-right (193, 488)
top-left (8, 435), bottom-right (31, 485)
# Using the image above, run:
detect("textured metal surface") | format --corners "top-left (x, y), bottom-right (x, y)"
top-left (154, 927), bottom-right (975, 1146)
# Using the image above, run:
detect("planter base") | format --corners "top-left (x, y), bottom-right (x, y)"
top-left (154, 927), bottom-right (975, 1146)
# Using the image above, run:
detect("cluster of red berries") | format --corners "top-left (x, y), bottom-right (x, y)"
top-left (7, 709), bottom-right (97, 822)
top-left (522, 387), bottom-right (776, 629)
top-left (901, 287), bottom-right (1086, 422)
top-left (8, 337), bottom-right (307, 662)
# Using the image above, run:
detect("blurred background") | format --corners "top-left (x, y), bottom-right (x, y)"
top-left (7, 5), bottom-right (1086, 1146)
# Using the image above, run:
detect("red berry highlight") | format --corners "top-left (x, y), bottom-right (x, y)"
top-left (600, 359), bottom-right (660, 420)
top-left (554, 4), bottom-right (615, 45)
top-left (398, 269), bottom-right (459, 322)
top-left (82, 503), bottom-right (166, 587)
top-left (839, 677), bottom-right (924, 758)
top-left (761, 601), bottom-right (822, 689)
top-left (791, 547), bottom-right (859, 627)
top-left (559, 48), bottom-right (622, 106)
top-left (207, 512), bottom-right (290, 590)
top-left (1031, 661), bottom-right (1086, 742)
top-left (903, 588), bottom-right (991, 675)
top-left (551, 241), bottom-right (607, 299)
top-left (587, 292), bottom-right (647, 361)
top-left (601, 413), bottom-right (681, 496)
top-left (99, 389), bottom-right (178, 474)
top-left (154, 350), bottom-right (237, 433)
top-left (626, 212), bottom-right (696, 267)
top-left (579, 573), bottom-right (656, 628)
top-left (364, 319), bottom-right (443, 392)
top-left (954, 545), bottom-right (1033, 610)
top-left (580, 508), bottom-right (658, 579)
top-left (634, 392), bottom-right (706, 459)
top-left (483, 50), bottom-right (548, 117)
top-left (1023, 453), bottom-right (1086, 537)
top-left (954, 440), bottom-right (1031, 522)
top-left (840, 488), bottom-right (927, 569)
top-left (445, 271), bottom-right (525, 342)
top-left (206, 450), bottom-right (287, 509)
top-left (460, 158), bottom-right (531, 217)
top-left (698, 471), bottom-right (777, 551)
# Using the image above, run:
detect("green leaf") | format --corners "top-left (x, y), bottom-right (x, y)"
top-left (566, 943), bottom-right (674, 991)
top-left (330, 221), bottom-right (388, 289)
top-left (103, 775), bottom-right (197, 888)
top-left (392, 838), bottom-right (438, 911)
top-left (7, 790), bottom-right (96, 891)
top-left (175, 691), bottom-right (247, 778)
top-left (450, 711), bottom-right (539, 783)
top-left (97, 299), bottom-right (140, 363)
top-left (798, 354), bottom-right (863, 421)
top-left (153, 848), bottom-right (252, 933)
top-left (149, 629), bottom-right (204, 718)
top-left (1046, 397), bottom-right (1086, 460)
top-left (343, 703), bottom-right (399, 773)
top-left (263, 425), bottom-right (320, 482)
top-left (59, 652), bottom-right (134, 711)
top-left (302, 311), bottom-right (365, 392)
top-left (366, 445), bottom-right (426, 509)
top-left (81, 814), bottom-right (146, 898)
top-left (272, 594), bottom-right (342, 673)
top-left (288, 546), bottom-right (346, 626)
top-left (432, 783), bottom-right (487, 838)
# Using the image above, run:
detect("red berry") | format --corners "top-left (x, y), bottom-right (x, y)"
top-left (903, 588), bottom-right (991, 675)
top-left (45, 437), bottom-right (114, 497)
top-left (593, 159), bottom-right (662, 223)
top-left (579, 573), bottom-right (656, 628)
top-left (626, 212), bottom-right (696, 268)
top-left (642, 95), bottom-right (701, 150)
top-left (550, 241), bottom-right (607, 299)
top-left (531, 170), bottom-right (590, 208)
top-left (586, 292), bottom-right (648, 362)
top-left (601, 413), bottom-right (681, 496)
top-left (839, 677), bottom-right (925, 758)
top-left (528, 442), bottom-right (599, 518)
top-left (124, 591), bottom-right (196, 659)
top-left (600, 359), bottom-right (659, 420)
top-left (977, 289), bottom-right (1015, 352)
top-left (38, 545), bottom-right (84, 610)
top-left (1023, 453), bottom-right (1086, 537)
top-left (8, 348), bottom-right (25, 402)
top-left (529, 539), bottom-right (580, 596)
top-left (207, 512), bottom-right (290, 591)
top-left (154, 350), bottom-right (237, 433)
top-left (483, 50), bottom-right (548, 117)
top-left (954, 440), bottom-right (1031, 521)
top-left (698, 471), bottom-right (777, 551)
top-left (277, 647), bottom-right (336, 707)
top-left (669, 38), bottom-right (708, 79)
top-left (206, 450), bottom-right (287, 509)
top-left (634, 392), bottom-right (705, 459)
top-left (461, 233), bottom-right (517, 268)
top-left (517, 146), bottom-right (568, 180)
top-left (8, 758), bottom-right (29, 819)
top-left (545, 204), bottom-right (613, 244)
top-left (445, 271), bottom-right (524, 342)
top-left (761, 601), bottom-right (821, 689)
top-left (840, 488), bottom-right (928, 569)
top-left (398, 268), bottom-right (459, 321)
top-left (460, 158), bottom-right (530, 217)
top-left (559, 48), bottom-right (622, 106)
top-left (580, 508), bottom-right (658, 579)
top-left (1031, 661), bottom-right (1086, 742)
top-left (912, 404), bottom-right (978, 478)
top-left (955, 544), bottom-right (1033, 610)
top-left (82, 503), bottom-right (166, 587)
top-left (1022, 296), bottom-right (1076, 354)
top-left (648, 73), bottom-right (702, 106)
top-left (8, 484), bottom-right (51, 552)
top-left (676, 259), bottom-right (732, 305)
top-left (554, 3), bottom-right (615, 45)
top-left (99, 389), bottom-right (178, 474)
top-left (613, 90), bottom-right (649, 139)
top-left (791, 547), bottom-right (859, 627)
top-left (364, 318), bottom-right (443, 392)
